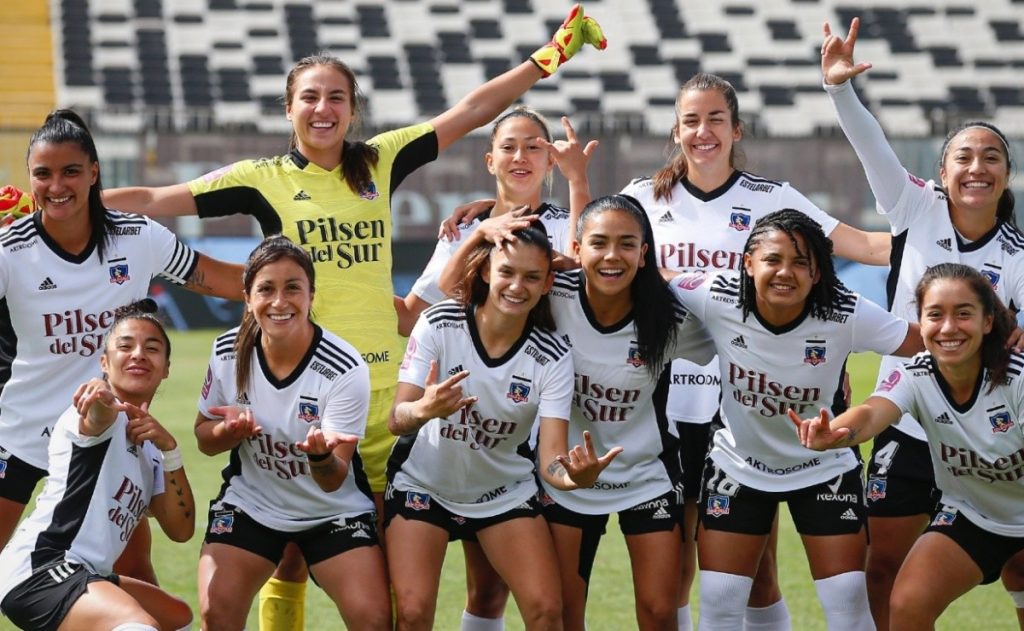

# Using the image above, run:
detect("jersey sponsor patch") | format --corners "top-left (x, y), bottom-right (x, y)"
top-left (803, 342), bottom-right (827, 366)
top-left (626, 343), bottom-right (646, 368)
top-left (840, 508), bottom-right (859, 521)
top-left (908, 173), bottom-right (927, 188)
top-left (990, 411), bottom-right (1014, 433)
top-left (293, 190), bottom-right (311, 201)
top-left (506, 377), bottom-right (531, 404)
top-left (675, 273), bottom-right (706, 291)
top-left (401, 335), bottom-right (418, 370)
top-left (935, 238), bottom-right (952, 252)
top-left (879, 370), bottom-right (901, 392)
top-left (201, 164), bottom-right (233, 182)
top-left (866, 477), bottom-right (887, 501)
top-left (405, 491), bottom-right (431, 511)
top-left (707, 494), bottom-right (730, 517)
top-left (38, 277), bottom-right (56, 291)
top-left (298, 399), bottom-right (320, 423)
top-left (201, 366), bottom-right (213, 399)
top-left (210, 512), bottom-right (235, 534)
top-left (981, 269), bottom-right (1000, 290)
top-left (932, 508), bottom-right (957, 526)
top-left (360, 181), bottom-right (380, 201)
top-left (108, 263), bottom-right (130, 285)
top-left (0, 459), bottom-right (6, 479)
top-left (728, 211), bottom-right (751, 231)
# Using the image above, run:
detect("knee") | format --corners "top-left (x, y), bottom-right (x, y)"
top-left (889, 582), bottom-right (936, 626)
top-left (1003, 556), bottom-right (1024, 590)
top-left (345, 602), bottom-right (392, 631)
top-left (866, 552), bottom-right (904, 584)
top-left (466, 575), bottom-right (509, 617)
top-left (394, 597), bottom-right (435, 630)
top-left (635, 592), bottom-right (678, 628)
top-left (519, 596), bottom-right (562, 629)
top-left (163, 595), bottom-right (194, 631)
top-left (201, 601), bottom-right (245, 631)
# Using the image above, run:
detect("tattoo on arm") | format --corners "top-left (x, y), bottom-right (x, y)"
top-left (309, 457), bottom-right (336, 476)
top-left (184, 268), bottom-right (211, 292)
top-left (844, 428), bottom-right (858, 446)
top-left (547, 459), bottom-right (567, 479)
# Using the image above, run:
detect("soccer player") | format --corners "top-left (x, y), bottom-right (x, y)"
top-left (102, 7), bottom-right (608, 625)
top-left (669, 209), bottom-right (920, 631)
top-left (387, 223), bottom-right (618, 630)
top-left (195, 236), bottom-right (389, 630)
top-left (0, 300), bottom-right (195, 631)
top-left (793, 263), bottom-right (1024, 629)
top-left (440, 195), bottom-right (716, 631)
top-left (0, 110), bottom-right (241, 582)
top-left (821, 18), bottom-right (1024, 628)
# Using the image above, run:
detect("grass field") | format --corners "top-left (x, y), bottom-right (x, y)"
top-left (1, 331), bottom-right (1016, 630)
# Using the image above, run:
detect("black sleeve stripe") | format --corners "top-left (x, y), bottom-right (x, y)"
top-left (161, 240), bottom-right (198, 283)
top-left (552, 270), bottom-right (582, 291)
top-left (423, 302), bottom-right (465, 325)
top-left (214, 331), bottom-right (238, 356)
top-left (740, 171), bottom-right (783, 186)
top-left (532, 327), bottom-right (571, 355)
top-left (317, 339), bottom-right (360, 371)
top-left (527, 330), bottom-right (569, 362)
top-left (998, 224), bottom-right (1024, 250)
top-left (193, 186), bottom-right (283, 236)
top-left (389, 130), bottom-right (439, 196)
top-left (313, 350), bottom-right (355, 375)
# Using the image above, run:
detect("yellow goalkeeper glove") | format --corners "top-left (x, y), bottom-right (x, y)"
top-left (530, 4), bottom-right (607, 78)
top-left (0, 185), bottom-right (35, 230)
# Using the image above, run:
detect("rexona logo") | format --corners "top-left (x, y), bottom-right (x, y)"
top-left (294, 217), bottom-right (386, 269)
top-left (43, 308), bottom-right (114, 357)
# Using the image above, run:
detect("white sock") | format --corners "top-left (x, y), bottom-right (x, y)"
top-left (813, 571), bottom-right (873, 631)
top-left (744, 599), bottom-right (791, 631)
top-left (1010, 590), bottom-right (1024, 609)
top-left (677, 604), bottom-right (693, 631)
top-left (110, 624), bottom-right (158, 631)
top-left (697, 571), bottom-right (754, 631)
top-left (461, 610), bottom-right (505, 631)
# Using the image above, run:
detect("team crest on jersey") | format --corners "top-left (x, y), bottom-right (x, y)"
top-left (990, 411), bottom-right (1014, 433)
top-left (537, 490), bottom-right (555, 506)
top-left (210, 513), bottom-right (235, 534)
top-left (804, 343), bottom-right (826, 366)
top-left (108, 264), bottom-right (130, 285)
top-left (707, 495), bottom-right (731, 517)
top-left (626, 343), bottom-right (646, 368)
top-left (728, 212), bottom-right (751, 231)
top-left (201, 367), bottom-right (213, 399)
top-left (866, 477), bottom-right (887, 501)
top-left (981, 269), bottom-right (1000, 290)
top-left (879, 370), bottom-right (901, 392)
top-left (675, 273), bottom-right (706, 291)
top-left (506, 378), bottom-right (531, 404)
top-left (298, 401), bottom-right (320, 423)
top-left (405, 492), bottom-right (431, 511)
top-left (0, 459), bottom-right (6, 479)
top-left (360, 181), bottom-right (380, 201)
top-left (450, 515), bottom-right (466, 525)
top-left (932, 509), bottom-right (957, 527)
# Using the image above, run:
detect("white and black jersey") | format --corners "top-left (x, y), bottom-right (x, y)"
top-left (0, 211), bottom-right (197, 470)
top-left (541, 270), bottom-right (715, 513)
top-left (671, 270), bottom-right (909, 491)
top-left (827, 79), bottom-right (1024, 442)
top-left (0, 405), bottom-right (164, 603)
top-left (390, 300), bottom-right (573, 518)
top-left (411, 203), bottom-right (571, 305)
top-left (873, 353), bottom-right (1024, 536)
top-left (622, 175), bottom-right (841, 425)
top-left (198, 325), bottom-right (374, 532)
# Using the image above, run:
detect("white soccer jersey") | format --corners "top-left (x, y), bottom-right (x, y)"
top-left (198, 325), bottom-right (374, 531)
top-left (411, 203), bottom-right (572, 305)
top-left (877, 176), bottom-right (1024, 440)
top-left (541, 270), bottom-right (715, 513)
top-left (392, 300), bottom-right (573, 518)
top-left (0, 212), bottom-right (197, 470)
top-left (874, 353), bottom-right (1024, 536)
top-left (0, 405), bottom-right (164, 603)
top-left (622, 174), bottom-right (841, 425)
top-left (671, 270), bottom-right (909, 492)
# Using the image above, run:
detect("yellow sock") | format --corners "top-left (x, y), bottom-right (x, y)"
top-left (258, 577), bottom-right (306, 631)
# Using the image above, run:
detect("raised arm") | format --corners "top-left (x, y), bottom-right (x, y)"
top-left (103, 183), bottom-right (199, 218)
top-left (429, 4), bottom-right (606, 152)
top-left (789, 396), bottom-right (902, 450)
top-left (538, 116), bottom-right (596, 251)
top-left (822, 18), bottom-right (907, 212)
top-left (829, 224), bottom-right (891, 267)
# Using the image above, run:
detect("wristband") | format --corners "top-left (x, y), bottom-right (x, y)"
top-left (307, 451), bottom-right (333, 462)
top-left (161, 447), bottom-right (183, 472)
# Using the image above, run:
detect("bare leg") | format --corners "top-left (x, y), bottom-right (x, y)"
top-left (889, 532), bottom-right (981, 631)
top-left (477, 516), bottom-right (561, 631)
top-left (626, 527), bottom-right (683, 631)
top-left (386, 516), bottom-right (450, 631)
top-left (865, 514), bottom-right (928, 630)
top-left (199, 542), bottom-right (277, 631)
top-left (311, 544), bottom-right (392, 630)
top-left (113, 518), bottom-right (158, 585)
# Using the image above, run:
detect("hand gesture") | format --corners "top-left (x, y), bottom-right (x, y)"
top-left (557, 430), bottom-right (623, 489)
top-left (73, 378), bottom-right (117, 417)
top-left (208, 405), bottom-right (263, 441)
top-left (821, 18), bottom-right (872, 85)
top-left (538, 117), bottom-right (599, 185)
top-left (788, 408), bottom-right (849, 451)
top-left (417, 361), bottom-right (478, 420)
top-left (123, 401), bottom-right (177, 451)
top-left (477, 207), bottom-right (539, 250)
top-left (438, 198), bottom-right (496, 241)
top-left (530, 4), bottom-right (607, 78)
top-left (295, 426), bottom-right (359, 458)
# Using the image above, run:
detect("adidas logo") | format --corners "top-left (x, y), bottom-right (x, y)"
top-left (936, 238), bottom-right (952, 252)
top-left (658, 211), bottom-right (675, 223)
top-left (840, 508), bottom-right (858, 521)
top-left (293, 190), bottom-right (311, 201)
top-left (934, 412), bottom-right (952, 425)
top-left (448, 364), bottom-right (464, 376)
top-left (38, 277), bottom-right (56, 291)
top-left (237, 392), bottom-right (251, 405)
top-left (730, 335), bottom-right (747, 349)
top-left (351, 529), bottom-right (371, 539)
top-left (653, 506), bottom-right (672, 519)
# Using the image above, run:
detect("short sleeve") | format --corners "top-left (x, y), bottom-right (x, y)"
top-left (779, 185), bottom-right (840, 236)
top-left (321, 362), bottom-right (371, 438)
top-left (870, 364), bottom-right (918, 421)
top-left (537, 349), bottom-right (574, 421)
top-left (398, 315), bottom-right (441, 389)
top-left (147, 219), bottom-right (198, 284)
top-left (411, 237), bottom-right (461, 305)
top-left (851, 295), bottom-right (910, 355)
top-left (196, 344), bottom-right (228, 417)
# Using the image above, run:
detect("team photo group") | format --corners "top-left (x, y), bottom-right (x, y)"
top-left (1, 4), bottom-right (1023, 630)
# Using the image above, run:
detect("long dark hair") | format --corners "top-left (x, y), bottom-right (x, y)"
top-left (939, 121), bottom-right (1016, 226)
top-left (235, 235), bottom-right (316, 394)
top-left (653, 73), bottom-right (745, 202)
top-left (577, 195), bottom-right (677, 375)
top-left (106, 298), bottom-right (171, 359)
top-left (27, 109), bottom-right (114, 259)
top-left (915, 263), bottom-right (1016, 392)
top-left (738, 209), bottom-right (846, 323)
top-left (285, 53), bottom-right (380, 196)
top-left (455, 224), bottom-right (555, 331)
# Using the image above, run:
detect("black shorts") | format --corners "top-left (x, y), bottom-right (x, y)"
top-left (699, 460), bottom-right (867, 536)
top-left (0, 561), bottom-right (117, 631)
top-left (677, 421), bottom-right (713, 501)
top-left (204, 501), bottom-right (378, 566)
top-left (541, 488), bottom-right (684, 536)
top-left (866, 427), bottom-right (940, 517)
top-left (926, 504), bottom-right (1024, 585)
top-left (0, 450), bottom-right (47, 504)
top-left (383, 485), bottom-right (542, 542)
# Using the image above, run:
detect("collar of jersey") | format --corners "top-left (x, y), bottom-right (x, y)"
top-left (288, 149), bottom-right (340, 175)
top-left (33, 211), bottom-right (98, 264)
top-left (680, 170), bottom-right (742, 203)
top-left (465, 304), bottom-right (534, 368)
top-left (930, 355), bottom-right (985, 414)
top-left (750, 299), bottom-right (812, 336)
top-left (577, 272), bottom-right (634, 334)
top-left (954, 218), bottom-right (1004, 253)
top-left (255, 324), bottom-right (323, 389)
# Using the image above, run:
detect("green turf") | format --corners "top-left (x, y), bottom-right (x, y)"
top-left (0, 334), bottom-right (1016, 629)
